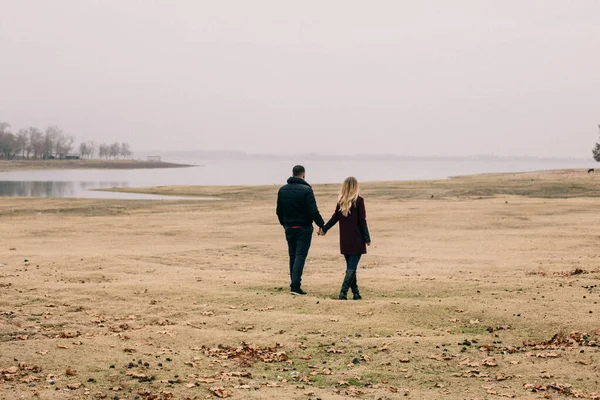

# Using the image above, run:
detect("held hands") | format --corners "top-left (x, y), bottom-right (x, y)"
top-left (318, 228), bottom-right (326, 236)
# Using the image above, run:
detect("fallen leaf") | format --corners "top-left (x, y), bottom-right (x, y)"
top-left (210, 387), bottom-right (233, 398)
top-left (326, 348), bottom-right (344, 354)
top-left (67, 383), bottom-right (83, 390)
top-left (235, 384), bottom-right (251, 389)
top-left (482, 358), bottom-right (498, 367)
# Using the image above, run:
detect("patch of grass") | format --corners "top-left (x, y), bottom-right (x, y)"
top-left (347, 377), bottom-right (365, 387)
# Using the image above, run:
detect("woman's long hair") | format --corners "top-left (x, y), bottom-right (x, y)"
top-left (338, 177), bottom-right (359, 217)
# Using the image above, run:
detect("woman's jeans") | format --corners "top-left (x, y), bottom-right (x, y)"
top-left (340, 254), bottom-right (361, 298)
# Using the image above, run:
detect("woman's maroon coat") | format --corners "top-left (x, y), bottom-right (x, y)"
top-left (323, 196), bottom-right (371, 255)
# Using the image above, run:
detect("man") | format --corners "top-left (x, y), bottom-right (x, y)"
top-left (276, 165), bottom-right (325, 296)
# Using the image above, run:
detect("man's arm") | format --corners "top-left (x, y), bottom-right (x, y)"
top-left (276, 190), bottom-right (284, 226)
top-left (306, 188), bottom-right (325, 228)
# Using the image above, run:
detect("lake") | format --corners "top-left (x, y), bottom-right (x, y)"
top-left (0, 157), bottom-right (594, 199)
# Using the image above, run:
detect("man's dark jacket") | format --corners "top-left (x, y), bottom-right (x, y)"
top-left (277, 177), bottom-right (325, 228)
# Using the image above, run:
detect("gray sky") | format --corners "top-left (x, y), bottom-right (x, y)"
top-left (1, 0), bottom-right (599, 157)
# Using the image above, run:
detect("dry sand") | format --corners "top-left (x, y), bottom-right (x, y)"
top-left (1, 169), bottom-right (600, 400)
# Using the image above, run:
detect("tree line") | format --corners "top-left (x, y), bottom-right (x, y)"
top-left (0, 121), bottom-right (132, 160)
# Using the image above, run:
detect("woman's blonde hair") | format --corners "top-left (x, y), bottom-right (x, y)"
top-left (338, 177), bottom-right (359, 217)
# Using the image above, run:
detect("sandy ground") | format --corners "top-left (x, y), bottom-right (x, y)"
top-left (1, 169), bottom-right (600, 400)
top-left (0, 160), bottom-right (191, 172)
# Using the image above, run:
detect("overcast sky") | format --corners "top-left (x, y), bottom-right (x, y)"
top-left (1, 1), bottom-right (598, 157)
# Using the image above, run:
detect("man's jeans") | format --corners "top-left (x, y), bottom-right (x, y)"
top-left (285, 226), bottom-right (313, 290)
top-left (342, 254), bottom-right (362, 295)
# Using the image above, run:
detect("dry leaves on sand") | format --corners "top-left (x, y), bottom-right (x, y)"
top-left (459, 357), bottom-right (498, 368)
top-left (524, 331), bottom-right (598, 349)
top-left (204, 342), bottom-right (288, 365)
top-left (523, 382), bottom-right (600, 399)
top-left (237, 325), bottom-right (254, 332)
top-left (210, 387), bottom-right (233, 398)
top-left (326, 347), bottom-right (345, 354)
top-left (429, 353), bottom-right (455, 362)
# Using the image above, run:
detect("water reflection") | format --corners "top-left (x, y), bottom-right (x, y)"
top-left (0, 181), bottom-right (211, 200)
top-left (0, 181), bottom-right (129, 197)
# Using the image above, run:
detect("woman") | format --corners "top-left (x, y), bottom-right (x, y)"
top-left (320, 177), bottom-right (371, 300)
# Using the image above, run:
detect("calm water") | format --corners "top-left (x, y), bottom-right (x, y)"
top-left (0, 158), bottom-right (593, 199)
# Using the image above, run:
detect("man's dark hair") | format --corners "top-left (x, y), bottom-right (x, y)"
top-left (292, 165), bottom-right (305, 177)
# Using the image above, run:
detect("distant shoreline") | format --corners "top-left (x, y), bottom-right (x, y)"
top-left (99, 168), bottom-right (600, 200)
top-left (0, 159), bottom-right (194, 172)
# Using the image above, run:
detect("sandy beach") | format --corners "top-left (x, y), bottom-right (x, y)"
top-left (0, 159), bottom-right (192, 172)
top-left (1, 169), bottom-right (600, 399)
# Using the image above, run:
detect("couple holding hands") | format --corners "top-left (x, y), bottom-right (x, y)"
top-left (276, 165), bottom-right (371, 300)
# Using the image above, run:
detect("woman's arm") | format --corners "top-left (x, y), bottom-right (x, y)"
top-left (322, 203), bottom-right (340, 233)
top-left (357, 197), bottom-right (371, 244)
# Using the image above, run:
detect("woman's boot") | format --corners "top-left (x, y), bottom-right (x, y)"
top-left (350, 275), bottom-right (362, 300)
top-left (339, 269), bottom-right (355, 300)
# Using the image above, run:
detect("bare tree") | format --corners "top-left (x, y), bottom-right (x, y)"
top-left (16, 129), bottom-right (29, 158)
top-left (109, 142), bottom-right (120, 159)
top-left (0, 122), bottom-right (10, 136)
top-left (43, 126), bottom-right (61, 158)
top-left (594, 125), bottom-right (600, 163)
top-left (0, 122), bottom-right (18, 159)
top-left (79, 142), bottom-right (89, 158)
top-left (98, 143), bottom-right (110, 159)
top-left (20, 128), bottom-right (34, 158)
top-left (51, 128), bottom-right (75, 158)
top-left (60, 135), bottom-right (75, 157)
top-left (0, 134), bottom-right (19, 159)
top-left (0, 122), bottom-right (9, 159)
top-left (78, 141), bottom-right (97, 158)
top-left (119, 142), bottom-right (132, 159)
top-left (27, 127), bottom-right (44, 159)
top-left (87, 141), bottom-right (97, 158)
